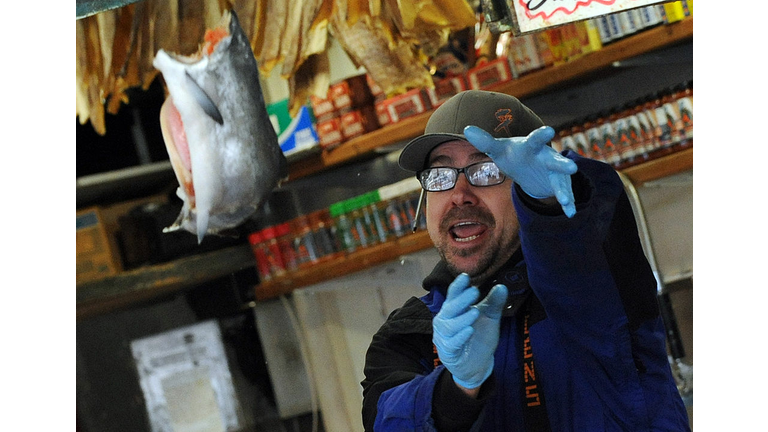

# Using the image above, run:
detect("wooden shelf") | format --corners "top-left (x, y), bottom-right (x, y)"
top-left (621, 146), bottom-right (693, 184)
top-left (255, 230), bottom-right (434, 301)
top-left (76, 244), bottom-right (255, 320)
top-left (286, 18), bottom-right (693, 182)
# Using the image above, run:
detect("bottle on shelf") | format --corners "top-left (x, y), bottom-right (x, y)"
top-left (293, 215), bottom-right (320, 268)
top-left (261, 226), bottom-right (287, 278)
top-left (329, 201), bottom-right (357, 254)
top-left (673, 81), bottom-right (693, 146)
top-left (248, 231), bottom-right (273, 282)
top-left (310, 208), bottom-right (343, 261)
top-left (276, 222), bottom-right (299, 272)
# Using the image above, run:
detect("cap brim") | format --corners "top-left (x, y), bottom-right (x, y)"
top-left (398, 132), bottom-right (466, 172)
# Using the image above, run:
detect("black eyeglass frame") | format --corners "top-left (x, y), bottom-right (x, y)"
top-left (416, 161), bottom-right (507, 192)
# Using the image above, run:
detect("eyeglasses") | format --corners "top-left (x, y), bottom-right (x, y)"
top-left (417, 161), bottom-right (506, 192)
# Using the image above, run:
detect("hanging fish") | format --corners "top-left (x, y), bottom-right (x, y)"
top-left (153, 10), bottom-right (288, 243)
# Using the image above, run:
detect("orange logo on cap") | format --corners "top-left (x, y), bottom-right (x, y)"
top-left (495, 109), bottom-right (514, 134)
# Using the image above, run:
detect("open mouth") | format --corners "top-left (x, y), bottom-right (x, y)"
top-left (450, 221), bottom-right (487, 243)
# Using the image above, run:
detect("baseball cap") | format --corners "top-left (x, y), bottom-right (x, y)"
top-left (398, 90), bottom-right (545, 172)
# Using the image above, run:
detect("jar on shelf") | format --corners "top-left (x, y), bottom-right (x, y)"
top-left (309, 209), bottom-right (342, 261)
top-left (348, 197), bottom-right (374, 248)
top-left (248, 231), bottom-right (273, 282)
top-left (358, 195), bottom-right (381, 246)
top-left (261, 226), bottom-right (287, 278)
top-left (293, 215), bottom-right (320, 268)
top-left (367, 191), bottom-right (392, 243)
top-left (384, 196), bottom-right (408, 238)
top-left (329, 201), bottom-right (357, 254)
top-left (275, 222), bottom-right (299, 272)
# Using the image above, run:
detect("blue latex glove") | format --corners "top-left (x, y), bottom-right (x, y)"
top-left (433, 273), bottom-right (508, 389)
top-left (464, 125), bottom-right (579, 218)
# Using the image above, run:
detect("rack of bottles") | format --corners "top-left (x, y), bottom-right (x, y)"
top-left (552, 81), bottom-right (692, 170)
top-left (249, 178), bottom-right (426, 285)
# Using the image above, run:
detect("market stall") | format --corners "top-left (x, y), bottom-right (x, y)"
top-left (76, 1), bottom-right (694, 431)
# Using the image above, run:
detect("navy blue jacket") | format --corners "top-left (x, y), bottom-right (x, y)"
top-left (361, 152), bottom-right (691, 431)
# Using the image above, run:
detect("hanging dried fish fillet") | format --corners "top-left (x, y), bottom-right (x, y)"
top-left (76, 0), bottom-right (478, 135)
top-left (257, 0), bottom-right (289, 75)
top-left (82, 15), bottom-right (107, 135)
top-left (330, 14), bottom-right (433, 97)
top-left (96, 10), bottom-right (117, 79)
top-left (289, 50), bottom-right (331, 116)
top-left (76, 19), bottom-right (91, 126)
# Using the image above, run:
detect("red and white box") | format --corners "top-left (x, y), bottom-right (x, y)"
top-left (375, 100), bottom-right (392, 127)
top-left (309, 95), bottom-right (336, 122)
top-left (330, 81), bottom-right (354, 112)
top-left (316, 116), bottom-right (343, 150)
top-left (467, 58), bottom-right (514, 90)
top-left (380, 89), bottom-right (432, 124)
top-left (426, 76), bottom-right (468, 108)
top-left (340, 110), bottom-right (366, 140)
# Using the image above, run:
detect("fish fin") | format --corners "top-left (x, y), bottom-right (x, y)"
top-left (184, 71), bottom-right (224, 125)
top-left (196, 208), bottom-right (209, 245)
top-left (162, 211), bottom-right (185, 234)
top-left (162, 225), bottom-right (181, 233)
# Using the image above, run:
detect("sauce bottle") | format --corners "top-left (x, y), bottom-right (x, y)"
top-left (583, 115), bottom-right (605, 162)
top-left (293, 215), bottom-right (320, 268)
top-left (613, 103), bottom-right (638, 165)
top-left (674, 81), bottom-right (693, 145)
top-left (570, 120), bottom-right (591, 159)
top-left (660, 87), bottom-right (684, 148)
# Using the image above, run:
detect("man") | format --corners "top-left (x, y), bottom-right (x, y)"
top-left (361, 90), bottom-right (690, 431)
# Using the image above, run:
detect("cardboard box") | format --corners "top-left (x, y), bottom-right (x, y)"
top-left (309, 95), bottom-right (336, 122)
top-left (426, 76), bottom-right (467, 108)
top-left (539, 28), bottom-right (568, 65)
top-left (662, 1), bottom-right (687, 23)
top-left (577, 20), bottom-right (603, 54)
top-left (330, 81), bottom-right (354, 111)
top-left (77, 206), bottom-right (123, 284)
top-left (375, 100), bottom-right (392, 127)
top-left (316, 116), bottom-right (344, 150)
top-left (559, 23), bottom-right (584, 63)
top-left (340, 110), bottom-right (366, 140)
top-left (381, 89), bottom-right (432, 123)
top-left (508, 34), bottom-right (544, 76)
top-left (467, 58), bottom-right (514, 90)
top-left (268, 100), bottom-right (320, 156)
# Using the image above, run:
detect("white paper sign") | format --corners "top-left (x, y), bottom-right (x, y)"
top-left (512, 0), bottom-right (664, 33)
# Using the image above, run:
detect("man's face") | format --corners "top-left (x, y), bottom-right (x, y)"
top-left (425, 140), bottom-right (521, 284)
